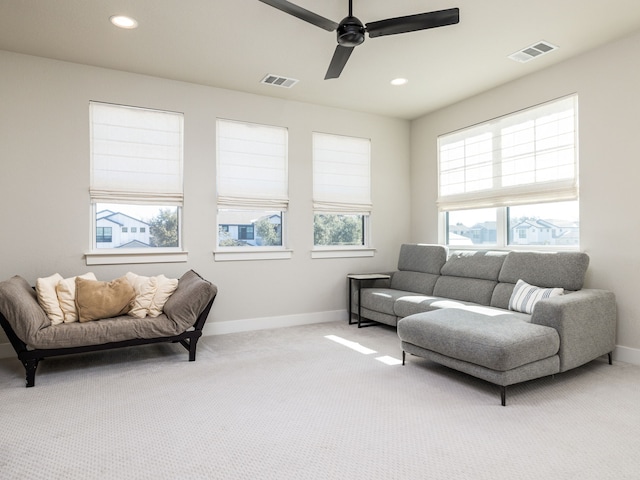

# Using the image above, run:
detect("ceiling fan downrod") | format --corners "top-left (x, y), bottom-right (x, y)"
top-left (337, 0), bottom-right (365, 47)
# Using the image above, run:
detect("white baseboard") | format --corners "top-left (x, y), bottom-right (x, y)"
top-left (202, 309), bottom-right (348, 336)
top-left (613, 345), bottom-right (640, 366)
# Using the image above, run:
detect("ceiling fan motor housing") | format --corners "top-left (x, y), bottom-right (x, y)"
top-left (337, 16), bottom-right (365, 47)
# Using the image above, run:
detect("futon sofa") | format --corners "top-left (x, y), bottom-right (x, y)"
top-left (352, 244), bottom-right (617, 405)
top-left (0, 270), bottom-right (217, 387)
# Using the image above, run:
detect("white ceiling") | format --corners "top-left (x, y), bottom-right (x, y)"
top-left (2, 0), bottom-right (640, 119)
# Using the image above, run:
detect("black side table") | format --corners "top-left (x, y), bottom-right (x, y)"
top-left (347, 274), bottom-right (391, 328)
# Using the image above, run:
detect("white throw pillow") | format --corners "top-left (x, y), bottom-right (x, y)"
top-left (125, 272), bottom-right (157, 319)
top-left (35, 273), bottom-right (64, 325)
top-left (148, 275), bottom-right (179, 318)
top-left (508, 279), bottom-right (564, 314)
top-left (125, 272), bottom-right (178, 318)
top-left (56, 272), bottom-right (97, 323)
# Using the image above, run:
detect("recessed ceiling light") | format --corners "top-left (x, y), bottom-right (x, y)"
top-left (110, 15), bottom-right (138, 29)
top-left (390, 78), bottom-right (408, 86)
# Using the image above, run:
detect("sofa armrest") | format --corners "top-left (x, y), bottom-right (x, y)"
top-left (0, 276), bottom-right (51, 348)
top-left (531, 289), bottom-right (616, 371)
top-left (163, 270), bottom-right (217, 332)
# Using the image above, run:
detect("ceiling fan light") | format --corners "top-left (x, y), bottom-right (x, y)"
top-left (110, 15), bottom-right (138, 29)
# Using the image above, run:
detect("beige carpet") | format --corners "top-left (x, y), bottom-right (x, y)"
top-left (1, 320), bottom-right (639, 479)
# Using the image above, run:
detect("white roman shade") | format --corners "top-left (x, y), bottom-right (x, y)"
top-left (313, 132), bottom-right (371, 214)
top-left (216, 119), bottom-right (288, 211)
top-left (90, 102), bottom-right (184, 205)
top-left (438, 95), bottom-right (578, 211)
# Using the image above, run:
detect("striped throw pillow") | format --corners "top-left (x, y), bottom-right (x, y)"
top-left (508, 279), bottom-right (564, 314)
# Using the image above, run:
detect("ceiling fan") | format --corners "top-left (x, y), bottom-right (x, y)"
top-left (259, 0), bottom-right (460, 79)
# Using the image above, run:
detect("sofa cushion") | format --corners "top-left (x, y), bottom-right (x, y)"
top-left (390, 271), bottom-right (439, 295)
top-left (75, 276), bottom-right (136, 323)
top-left (394, 295), bottom-right (532, 321)
top-left (360, 288), bottom-right (422, 316)
top-left (441, 250), bottom-right (507, 281)
top-left (433, 276), bottom-right (497, 306)
top-left (509, 279), bottom-right (564, 314)
top-left (397, 244), bottom-right (447, 274)
top-left (498, 251), bottom-right (589, 291)
top-left (397, 309), bottom-right (560, 371)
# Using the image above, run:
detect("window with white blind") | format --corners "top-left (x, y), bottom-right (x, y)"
top-left (312, 132), bottom-right (371, 254)
top-left (438, 95), bottom-right (579, 249)
top-left (215, 119), bottom-right (288, 258)
top-left (88, 102), bottom-right (185, 263)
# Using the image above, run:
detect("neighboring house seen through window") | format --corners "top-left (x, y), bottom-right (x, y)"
top-left (438, 95), bottom-right (579, 248)
top-left (89, 102), bottom-right (184, 251)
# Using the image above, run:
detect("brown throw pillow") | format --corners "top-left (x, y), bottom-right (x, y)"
top-left (75, 276), bottom-right (135, 323)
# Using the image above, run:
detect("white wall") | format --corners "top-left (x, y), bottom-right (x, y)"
top-left (410, 30), bottom-right (640, 363)
top-left (0, 50), bottom-right (411, 345)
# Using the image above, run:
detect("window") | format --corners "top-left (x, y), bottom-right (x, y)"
top-left (88, 102), bottom-right (184, 264)
top-left (96, 227), bottom-right (112, 243)
top-left (216, 119), bottom-right (288, 256)
top-left (312, 133), bottom-right (371, 252)
top-left (438, 95), bottom-right (578, 249)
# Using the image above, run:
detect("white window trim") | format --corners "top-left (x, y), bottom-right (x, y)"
top-left (85, 249), bottom-right (188, 266)
top-left (311, 246), bottom-right (376, 259)
top-left (213, 249), bottom-right (293, 262)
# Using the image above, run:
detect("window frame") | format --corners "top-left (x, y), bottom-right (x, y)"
top-left (85, 102), bottom-right (187, 265)
top-left (214, 119), bottom-right (291, 262)
top-left (311, 132), bottom-right (374, 259)
top-left (438, 95), bottom-right (579, 252)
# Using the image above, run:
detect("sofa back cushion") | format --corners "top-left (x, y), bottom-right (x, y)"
top-left (498, 251), bottom-right (589, 290)
top-left (390, 244), bottom-right (447, 295)
top-left (490, 251), bottom-right (589, 309)
top-left (440, 250), bottom-right (507, 281)
top-left (390, 271), bottom-right (440, 295)
top-left (431, 251), bottom-right (507, 305)
top-left (397, 244), bottom-right (448, 274)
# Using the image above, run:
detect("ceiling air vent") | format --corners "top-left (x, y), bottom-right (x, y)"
top-left (509, 41), bottom-right (558, 63)
top-left (261, 74), bottom-right (299, 88)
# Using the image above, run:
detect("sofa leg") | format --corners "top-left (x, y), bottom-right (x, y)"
top-left (500, 386), bottom-right (507, 406)
top-left (402, 351), bottom-right (406, 366)
top-left (23, 359), bottom-right (39, 388)
top-left (608, 352), bottom-right (613, 365)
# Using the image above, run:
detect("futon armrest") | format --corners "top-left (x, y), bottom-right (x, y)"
top-left (163, 270), bottom-right (218, 332)
top-left (531, 289), bottom-right (616, 371)
top-left (0, 275), bottom-right (50, 347)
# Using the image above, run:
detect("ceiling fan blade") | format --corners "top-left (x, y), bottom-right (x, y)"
top-left (325, 45), bottom-right (355, 80)
top-left (366, 8), bottom-right (459, 38)
top-left (259, 0), bottom-right (339, 32)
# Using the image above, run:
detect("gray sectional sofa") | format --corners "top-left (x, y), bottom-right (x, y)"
top-left (352, 244), bottom-right (617, 405)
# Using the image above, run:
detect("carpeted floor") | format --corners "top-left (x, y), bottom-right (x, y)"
top-left (1, 320), bottom-right (639, 479)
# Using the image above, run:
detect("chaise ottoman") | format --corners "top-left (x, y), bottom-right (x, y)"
top-left (398, 308), bottom-right (562, 405)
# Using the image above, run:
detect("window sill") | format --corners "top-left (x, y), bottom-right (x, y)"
top-left (311, 247), bottom-right (376, 259)
top-left (85, 249), bottom-right (188, 266)
top-left (213, 249), bottom-right (293, 262)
